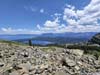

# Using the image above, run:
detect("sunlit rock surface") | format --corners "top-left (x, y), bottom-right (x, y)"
top-left (0, 43), bottom-right (100, 75)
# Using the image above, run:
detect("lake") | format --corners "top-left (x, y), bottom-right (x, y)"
top-left (0, 35), bottom-right (54, 45)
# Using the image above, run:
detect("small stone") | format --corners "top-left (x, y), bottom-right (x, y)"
top-left (40, 64), bottom-right (48, 70)
top-left (77, 61), bottom-right (83, 66)
top-left (95, 65), bottom-right (100, 69)
top-left (34, 68), bottom-right (44, 74)
top-left (63, 66), bottom-right (74, 75)
top-left (0, 62), bottom-right (4, 67)
top-left (75, 66), bottom-right (80, 70)
top-left (94, 60), bottom-right (99, 65)
top-left (10, 52), bottom-right (15, 55)
top-left (0, 53), bottom-right (3, 58)
top-left (9, 71), bottom-right (19, 75)
top-left (55, 71), bottom-right (68, 75)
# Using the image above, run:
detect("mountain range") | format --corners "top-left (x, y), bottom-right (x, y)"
top-left (12, 32), bottom-right (97, 45)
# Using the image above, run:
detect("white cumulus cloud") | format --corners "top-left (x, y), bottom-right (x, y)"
top-left (37, 0), bottom-right (100, 33)
top-left (0, 27), bottom-right (41, 34)
top-left (62, 0), bottom-right (100, 32)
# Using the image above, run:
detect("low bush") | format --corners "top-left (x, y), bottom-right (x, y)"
top-left (67, 44), bottom-right (100, 56)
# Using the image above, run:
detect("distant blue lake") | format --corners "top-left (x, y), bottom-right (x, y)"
top-left (0, 35), bottom-right (54, 45)
top-left (23, 40), bottom-right (54, 45)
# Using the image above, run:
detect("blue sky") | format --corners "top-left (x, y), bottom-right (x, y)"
top-left (0, 0), bottom-right (100, 34)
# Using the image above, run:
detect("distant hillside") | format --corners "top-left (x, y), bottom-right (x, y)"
top-left (0, 40), bottom-right (28, 46)
top-left (90, 33), bottom-right (100, 45)
top-left (30, 32), bottom-right (97, 44)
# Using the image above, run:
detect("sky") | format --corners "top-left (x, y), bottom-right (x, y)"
top-left (0, 0), bottom-right (100, 34)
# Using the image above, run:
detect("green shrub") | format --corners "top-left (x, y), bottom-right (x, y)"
top-left (67, 44), bottom-right (100, 56)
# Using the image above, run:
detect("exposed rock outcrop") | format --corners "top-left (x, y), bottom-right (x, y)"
top-left (0, 43), bottom-right (100, 75)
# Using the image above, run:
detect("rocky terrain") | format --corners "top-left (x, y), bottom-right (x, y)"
top-left (0, 43), bottom-right (100, 75)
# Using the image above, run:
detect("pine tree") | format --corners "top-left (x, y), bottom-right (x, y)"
top-left (29, 39), bottom-right (32, 46)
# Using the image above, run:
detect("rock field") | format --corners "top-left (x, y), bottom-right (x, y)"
top-left (0, 43), bottom-right (100, 75)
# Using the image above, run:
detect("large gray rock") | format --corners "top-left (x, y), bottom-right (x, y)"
top-left (20, 51), bottom-right (29, 57)
top-left (65, 58), bottom-right (76, 67)
top-left (71, 49), bottom-right (84, 56)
